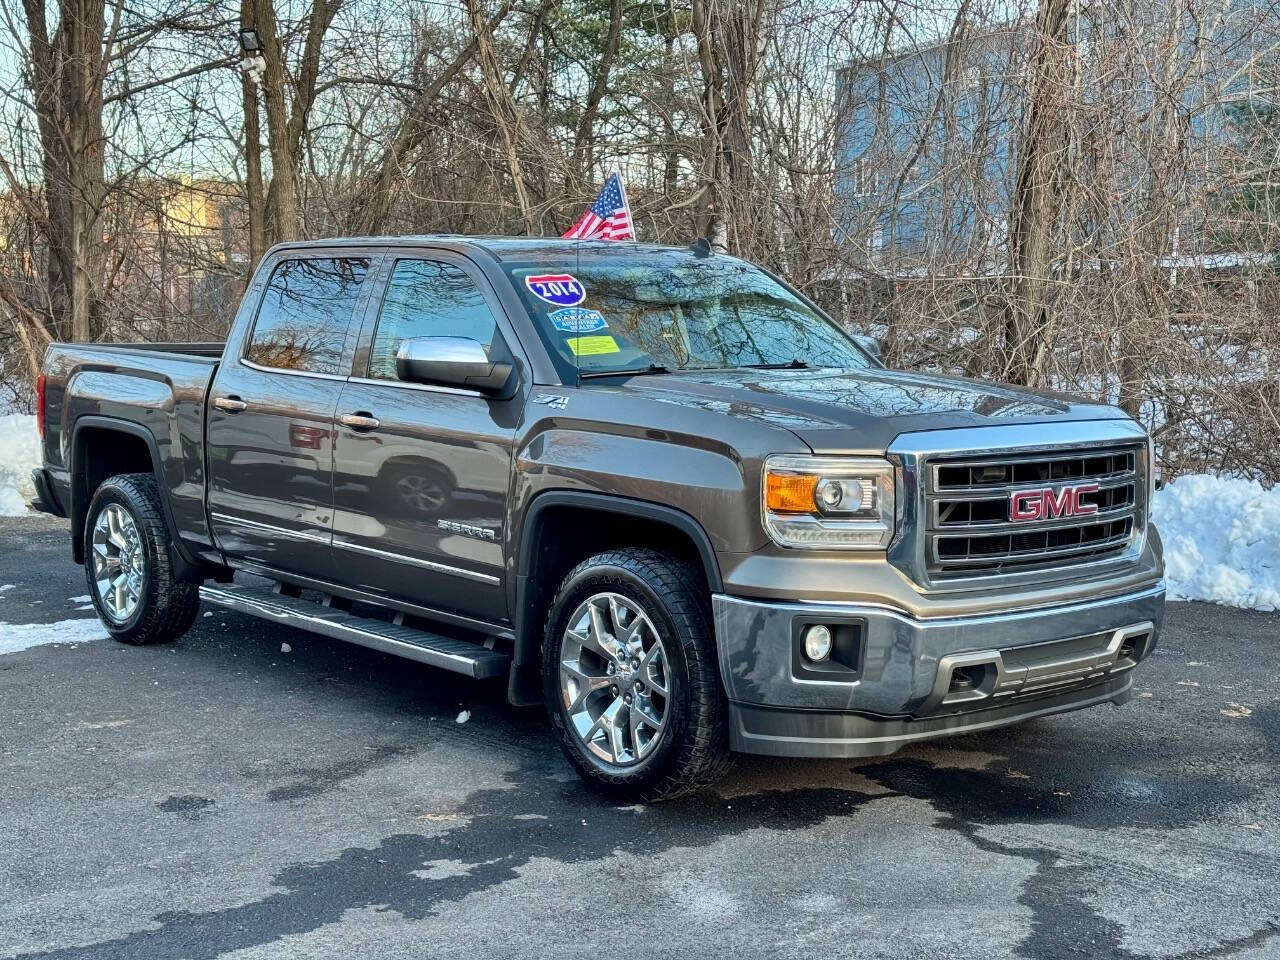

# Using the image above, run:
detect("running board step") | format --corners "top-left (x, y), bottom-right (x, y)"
top-left (198, 584), bottom-right (509, 679)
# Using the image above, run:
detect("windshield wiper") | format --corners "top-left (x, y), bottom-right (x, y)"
top-left (739, 359), bottom-right (809, 370)
top-left (579, 364), bottom-right (673, 380)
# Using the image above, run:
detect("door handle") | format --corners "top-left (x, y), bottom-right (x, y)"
top-left (340, 412), bottom-right (381, 431)
top-left (213, 396), bottom-right (248, 413)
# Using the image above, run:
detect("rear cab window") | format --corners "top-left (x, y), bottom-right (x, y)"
top-left (245, 257), bottom-right (371, 375)
top-left (500, 247), bottom-right (872, 380)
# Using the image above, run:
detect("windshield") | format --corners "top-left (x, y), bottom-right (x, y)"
top-left (503, 249), bottom-right (872, 378)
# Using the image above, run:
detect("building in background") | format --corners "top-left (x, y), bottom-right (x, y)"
top-left (834, 3), bottom-right (1279, 281)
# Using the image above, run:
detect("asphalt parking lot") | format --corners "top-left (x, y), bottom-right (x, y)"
top-left (0, 512), bottom-right (1277, 960)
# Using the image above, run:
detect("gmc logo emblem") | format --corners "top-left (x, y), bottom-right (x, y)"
top-left (1009, 484), bottom-right (1100, 522)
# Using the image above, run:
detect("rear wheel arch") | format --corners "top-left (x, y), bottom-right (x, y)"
top-left (68, 417), bottom-right (195, 578)
top-left (508, 491), bottom-right (723, 705)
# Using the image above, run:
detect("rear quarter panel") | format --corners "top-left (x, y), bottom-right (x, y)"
top-left (43, 345), bottom-right (219, 560)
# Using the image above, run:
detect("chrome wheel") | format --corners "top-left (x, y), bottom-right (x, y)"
top-left (91, 503), bottom-right (144, 623)
top-left (559, 592), bottom-right (670, 767)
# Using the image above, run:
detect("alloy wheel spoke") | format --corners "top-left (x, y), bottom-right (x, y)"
top-left (584, 696), bottom-right (626, 763)
top-left (561, 659), bottom-right (611, 713)
top-left (628, 700), bottom-right (648, 755)
top-left (587, 600), bottom-right (614, 658)
top-left (641, 644), bottom-right (668, 697)
top-left (568, 623), bottom-right (611, 662)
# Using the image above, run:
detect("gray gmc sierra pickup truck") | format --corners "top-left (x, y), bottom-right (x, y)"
top-left (33, 236), bottom-right (1165, 800)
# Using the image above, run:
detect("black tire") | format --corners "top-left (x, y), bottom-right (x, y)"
top-left (83, 473), bottom-right (201, 646)
top-left (542, 548), bottom-right (732, 802)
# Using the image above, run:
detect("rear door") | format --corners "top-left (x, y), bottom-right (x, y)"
top-left (331, 252), bottom-right (524, 626)
top-left (207, 251), bottom-right (378, 581)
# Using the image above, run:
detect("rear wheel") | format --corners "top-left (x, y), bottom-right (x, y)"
top-left (542, 548), bottom-right (731, 802)
top-left (84, 474), bottom-right (200, 645)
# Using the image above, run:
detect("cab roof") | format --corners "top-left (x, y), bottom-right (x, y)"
top-left (270, 235), bottom-right (693, 262)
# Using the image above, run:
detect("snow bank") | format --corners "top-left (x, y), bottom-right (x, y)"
top-left (1154, 475), bottom-right (1280, 612)
top-left (0, 414), bottom-right (39, 516)
top-left (0, 618), bottom-right (106, 655)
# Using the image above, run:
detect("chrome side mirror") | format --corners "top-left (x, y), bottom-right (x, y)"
top-left (853, 333), bottom-right (884, 365)
top-left (395, 336), bottom-right (515, 395)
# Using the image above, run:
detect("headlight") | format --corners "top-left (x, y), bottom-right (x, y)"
top-left (762, 455), bottom-right (895, 549)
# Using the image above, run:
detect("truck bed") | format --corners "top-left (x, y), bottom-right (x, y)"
top-left (56, 340), bottom-right (226, 359)
top-left (39, 340), bottom-right (224, 563)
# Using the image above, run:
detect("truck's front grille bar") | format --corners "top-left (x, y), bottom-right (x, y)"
top-left (924, 444), bottom-right (1144, 578)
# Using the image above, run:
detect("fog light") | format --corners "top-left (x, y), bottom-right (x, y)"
top-left (803, 624), bottom-right (833, 662)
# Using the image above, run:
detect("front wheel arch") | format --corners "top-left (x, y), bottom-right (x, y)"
top-left (508, 492), bottom-right (723, 706)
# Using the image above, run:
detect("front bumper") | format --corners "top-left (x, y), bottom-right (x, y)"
top-left (713, 581), bottom-right (1165, 758)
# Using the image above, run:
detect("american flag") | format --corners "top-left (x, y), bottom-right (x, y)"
top-left (562, 171), bottom-right (635, 241)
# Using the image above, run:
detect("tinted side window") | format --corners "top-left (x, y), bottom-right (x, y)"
top-left (369, 260), bottom-right (498, 380)
top-left (246, 257), bottom-right (370, 375)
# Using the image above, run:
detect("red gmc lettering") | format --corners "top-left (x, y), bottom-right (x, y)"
top-left (1009, 483), bottom-right (1100, 522)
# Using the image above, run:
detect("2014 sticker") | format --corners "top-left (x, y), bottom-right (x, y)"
top-left (567, 335), bottom-right (621, 356)
top-left (525, 273), bottom-right (586, 306)
top-left (549, 307), bottom-right (608, 334)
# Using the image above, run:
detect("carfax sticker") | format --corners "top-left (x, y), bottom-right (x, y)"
top-left (525, 273), bottom-right (586, 306)
top-left (548, 307), bottom-right (608, 334)
top-left (567, 335), bottom-right (620, 356)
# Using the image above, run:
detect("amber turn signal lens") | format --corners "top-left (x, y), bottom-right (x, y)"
top-left (765, 472), bottom-right (819, 513)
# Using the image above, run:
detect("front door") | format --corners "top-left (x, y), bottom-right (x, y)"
top-left (207, 253), bottom-right (376, 581)
top-left (331, 255), bottom-right (521, 625)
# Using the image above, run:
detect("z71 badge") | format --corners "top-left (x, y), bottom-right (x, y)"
top-left (525, 273), bottom-right (586, 306)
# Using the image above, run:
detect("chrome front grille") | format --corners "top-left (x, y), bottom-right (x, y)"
top-left (924, 444), bottom-right (1144, 578)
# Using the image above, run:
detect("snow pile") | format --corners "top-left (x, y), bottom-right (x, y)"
top-left (1154, 475), bottom-right (1280, 611)
top-left (0, 414), bottom-right (39, 516)
top-left (0, 618), bottom-right (106, 655)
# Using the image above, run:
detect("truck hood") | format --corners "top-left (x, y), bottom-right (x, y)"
top-left (627, 366), bottom-right (1131, 454)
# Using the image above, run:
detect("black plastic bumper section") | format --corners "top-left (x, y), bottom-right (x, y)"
top-left (29, 468), bottom-right (66, 518)
top-left (730, 673), bottom-right (1134, 758)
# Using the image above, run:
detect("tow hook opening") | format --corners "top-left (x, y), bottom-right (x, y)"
top-left (1118, 630), bottom-right (1148, 662)
top-left (940, 658), bottom-right (1000, 705)
top-left (949, 663), bottom-right (990, 693)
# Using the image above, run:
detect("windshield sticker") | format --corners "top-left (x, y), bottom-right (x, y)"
top-left (525, 273), bottom-right (586, 306)
top-left (567, 335), bottom-right (620, 356)
top-left (549, 307), bottom-right (608, 334)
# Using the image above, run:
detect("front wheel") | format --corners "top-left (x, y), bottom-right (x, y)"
top-left (84, 473), bottom-right (200, 645)
top-left (542, 548), bottom-right (732, 802)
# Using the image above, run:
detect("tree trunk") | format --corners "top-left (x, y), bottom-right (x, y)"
top-left (465, 0), bottom-right (535, 235)
top-left (255, 0), bottom-right (298, 242)
top-left (691, 0), bottom-right (765, 255)
top-left (571, 0), bottom-right (624, 182)
top-left (1003, 0), bottom-right (1074, 387)
top-left (354, 1), bottom-right (516, 236)
top-left (22, 0), bottom-right (109, 341)
top-left (241, 0), bottom-right (266, 269)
